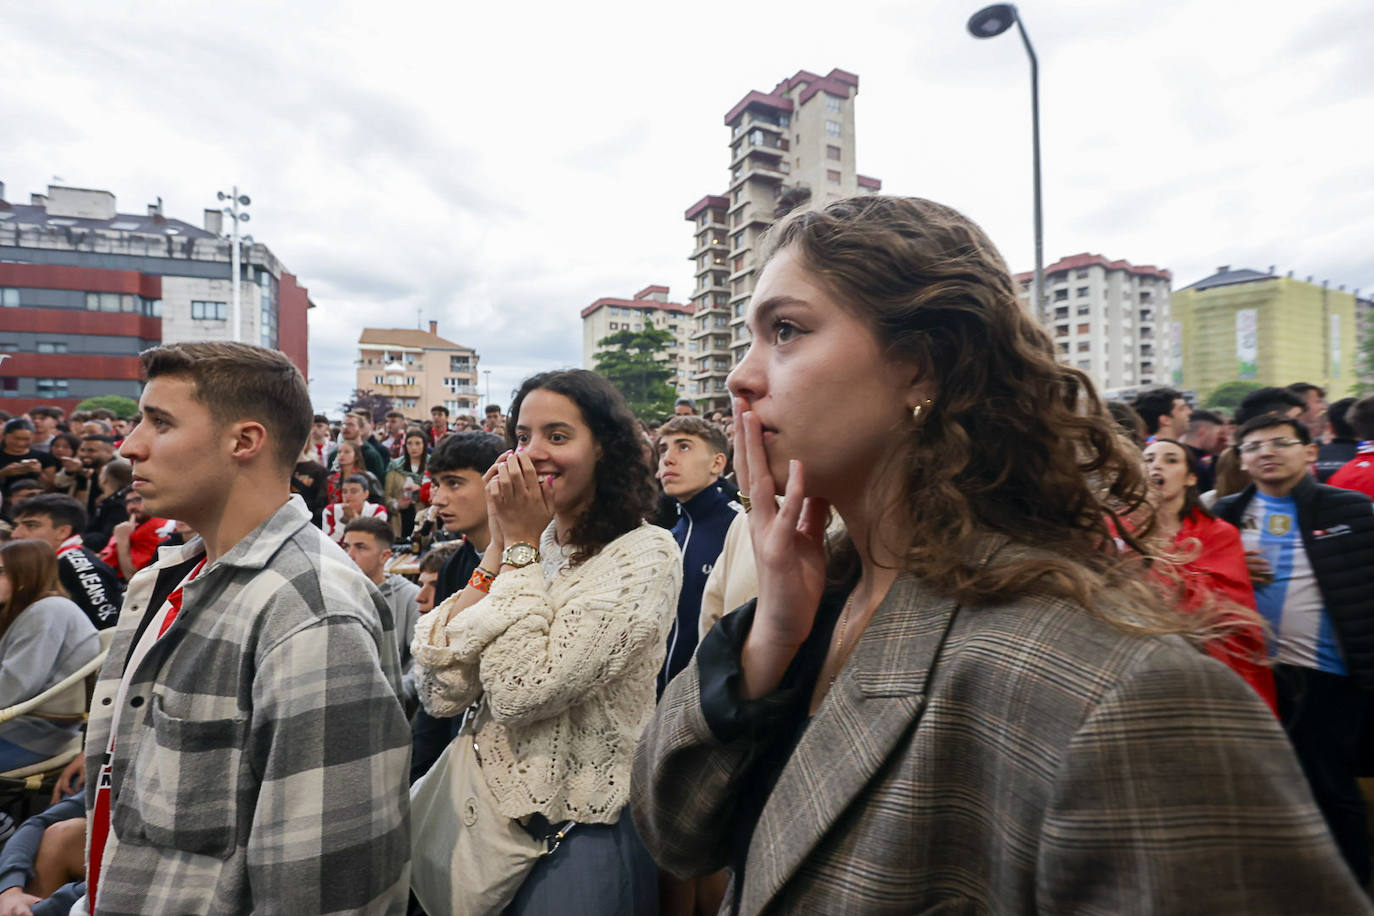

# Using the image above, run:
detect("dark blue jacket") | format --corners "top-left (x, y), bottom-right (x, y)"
top-left (658, 481), bottom-right (742, 697)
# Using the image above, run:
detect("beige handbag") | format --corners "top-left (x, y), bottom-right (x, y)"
top-left (409, 701), bottom-right (574, 916)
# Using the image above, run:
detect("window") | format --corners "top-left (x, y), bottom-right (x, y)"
top-left (1076, 323), bottom-right (1090, 334)
top-left (825, 119), bottom-right (841, 137)
top-left (192, 300), bottom-right (229, 320)
top-left (1053, 289), bottom-right (1068, 302)
top-left (1056, 342), bottom-right (1069, 354)
top-left (37, 341), bottom-right (68, 354)
top-left (0, 288), bottom-right (19, 307)
top-left (1076, 304), bottom-right (1090, 316)
top-left (825, 94), bottom-right (841, 112)
top-left (826, 144), bottom-right (841, 161)
top-left (36, 378), bottom-right (69, 396)
top-left (1076, 359), bottom-right (1091, 370)
top-left (86, 292), bottom-right (122, 312)
top-left (826, 169), bottom-right (841, 184)
top-left (1, 377), bottom-right (17, 394)
top-left (450, 355), bottom-right (470, 371)
top-left (1075, 287), bottom-right (1089, 298)
top-left (1077, 342), bottom-right (1091, 352)
top-left (609, 322), bottom-right (617, 330)
top-left (1054, 324), bottom-right (1069, 337)
top-left (0, 343), bottom-right (18, 352)
top-left (1075, 269), bottom-right (1089, 279)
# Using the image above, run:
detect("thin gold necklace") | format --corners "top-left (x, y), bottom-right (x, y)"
top-left (829, 592), bottom-right (859, 689)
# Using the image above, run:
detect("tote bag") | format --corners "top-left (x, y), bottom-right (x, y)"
top-left (409, 703), bottom-right (573, 916)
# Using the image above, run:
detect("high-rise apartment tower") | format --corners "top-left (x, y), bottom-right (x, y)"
top-left (684, 69), bottom-right (882, 411)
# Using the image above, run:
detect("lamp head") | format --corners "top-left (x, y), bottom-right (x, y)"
top-left (968, 3), bottom-right (1017, 37)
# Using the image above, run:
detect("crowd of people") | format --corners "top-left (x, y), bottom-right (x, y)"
top-left (0, 193), bottom-right (1373, 914)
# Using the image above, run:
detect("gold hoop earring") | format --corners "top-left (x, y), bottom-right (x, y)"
top-left (912, 399), bottom-right (933, 421)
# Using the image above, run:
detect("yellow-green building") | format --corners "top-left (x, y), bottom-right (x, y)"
top-left (1173, 266), bottom-right (1359, 402)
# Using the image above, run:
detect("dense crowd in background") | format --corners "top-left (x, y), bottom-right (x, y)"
top-left (0, 195), bottom-right (1373, 915)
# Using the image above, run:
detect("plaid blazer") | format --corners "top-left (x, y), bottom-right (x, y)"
top-left (79, 497), bottom-right (411, 915)
top-left (632, 573), bottom-right (1371, 914)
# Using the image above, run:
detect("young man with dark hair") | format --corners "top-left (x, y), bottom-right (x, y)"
top-left (74, 341), bottom-right (410, 915)
top-left (673, 398), bottom-right (698, 417)
top-left (408, 430), bottom-right (505, 783)
top-left (1234, 386), bottom-right (1305, 426)
top-left (1327, 395), bottom-right (1374, 500)
top-left (1, 418), bottom-right (58, 490)
top-left (321, 474), bottom-right (388, 543)
top-left (414, 541), bottom-right (460, 614)
top-left (307, 414), bottom-right (331, 466)
top-left (2, 478), bottom-right (43, 523)
top-left (1130, 387), bottom-right (1191, 439)
top-left (483, 403), bottom-right (504, 433)
top-left (655, 416), bottom-right (741, 697)
top-left (1287, 382), bottom-right (1328, 441)
top-left (27, 405), bottom-right (63, 453)
top-left (342, 516), bottom-right (420, 709)
top-left (1178, 409), bottom-right (1225, 493)
top-left (381, 409), bottom-right (407, 459)
top-left (12, 494), bottom-right (123, 629)
top-left (1214, 412), bottom-right (1374, 885)
top-left (1316, 397), bottom-right (1359, 482)
top-left (428, 404), bottom-right (450, 443)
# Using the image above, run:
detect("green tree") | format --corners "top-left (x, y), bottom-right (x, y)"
top-left (75, 395), bottom-right (140, 417)
top-left (341, 389), bottom-right (394, 424)
top-left (1203, 380), bottom-right (1265, 410)
top-left (593, 327), bottom-right (679, 420)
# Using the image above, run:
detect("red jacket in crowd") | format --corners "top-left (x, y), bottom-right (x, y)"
top-left (1328, 443), bottom-right (1374, 500)
top-left (1175, 509), bottom-right (1278, 715)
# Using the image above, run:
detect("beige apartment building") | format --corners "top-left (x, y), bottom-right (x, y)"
top-left (356, 320), bottom-right (480, 418)
top-left (685, 68), bottom-right (883, 411)
top-left (1015, 253), bottom-right (1174, 398)
top-left (581, 285), bottom-right (694, 396)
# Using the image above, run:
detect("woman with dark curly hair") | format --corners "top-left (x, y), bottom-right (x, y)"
top-left (631, 196), bottom-right (1367, 913)
top-left (411, 369), bottom-right (680, 915)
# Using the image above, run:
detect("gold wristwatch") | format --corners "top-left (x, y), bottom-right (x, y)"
top-left (501, 541), bottom-right (540, 568)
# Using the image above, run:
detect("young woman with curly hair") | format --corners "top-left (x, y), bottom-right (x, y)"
top-left (631, 196), bottom-right (1367, 913)
top-left (411, 369), bottom-right (680, 914)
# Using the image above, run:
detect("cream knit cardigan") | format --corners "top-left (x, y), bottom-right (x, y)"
top-left (412, 521), bottom-right (680, 824)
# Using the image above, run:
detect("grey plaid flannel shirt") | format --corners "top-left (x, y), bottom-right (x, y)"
top-left (78, 497), bottom-right (411, 915)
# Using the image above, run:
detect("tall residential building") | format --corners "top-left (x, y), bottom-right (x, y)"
top-left (1172, 266), bottom-right (1360, 401)
top-left (0, 182), bottom-right (313, 414)
top-left (356, 321), bottom-right (479, 417)
top-left (1015, 253), bottom-right (1173, 398)
top-left (685, 68), bottom-right (883, 411)
top-left (581, 285), bottom-right (694, 396)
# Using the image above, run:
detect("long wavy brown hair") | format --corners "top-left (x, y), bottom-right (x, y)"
top-left (762, 195), bottom-right (1211, 638)
top-left (0, 539), bottom-right (66, 640)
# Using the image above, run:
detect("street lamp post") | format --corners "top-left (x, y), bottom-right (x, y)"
top-left (967, 4), bottom-right (1044, 321)
top-left (484, 369), bottom-right (491, 406)
top-left (216, 187), bottom-right (252, 342)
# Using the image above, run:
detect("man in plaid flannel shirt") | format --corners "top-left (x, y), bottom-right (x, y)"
top-left (73, 342), bottom-right (410, 915)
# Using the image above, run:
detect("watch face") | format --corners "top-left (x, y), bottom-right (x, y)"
top-left (506, 544), bottom-right (538, 566)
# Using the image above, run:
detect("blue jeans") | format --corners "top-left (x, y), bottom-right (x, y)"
top-left (0, 736), bottom-right (51, 772)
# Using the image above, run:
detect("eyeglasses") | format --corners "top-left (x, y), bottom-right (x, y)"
top-left (1238, 437), bottom-right (1304, 454)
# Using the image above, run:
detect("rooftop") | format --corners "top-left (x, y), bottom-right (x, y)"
top-left (358, 327), bottom-right (473, 350)
top-left (723, 67), bottom-right (859, 126)
top-left (0, 184), bottom-right (216, 239)
top-left (1015, 252), bottom-right (1172, 283)
top-left (1180, 265), bottom-right (1277, 292)
top-left (581, 288), bottom-right (694, 320)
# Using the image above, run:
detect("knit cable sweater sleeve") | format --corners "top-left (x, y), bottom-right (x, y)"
top-left (412, 608), bottom-right (481, 717)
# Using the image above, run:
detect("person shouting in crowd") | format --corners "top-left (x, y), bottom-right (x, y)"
top-left (1214, 412), bottom-right (1374, 886)
top-left (322, 474), bottom-right (388, 543)
top-left (0, 419), bottom-right (57, 492)
top-left (412, 370), bottom-right (679, 914)
top-left (631, 195), bottom-right (1368, 913)
top-left (12, 495), bottom-right (122, 630)
top-left (385, 427), bottom-right (430, 540)
top-left (0, 538), bottom-right (101, 772)
top-left (73, 341), bottom-right (410, 915)
top-left (1143, 438), bottom-right (1275, 711)
top-left (1327, 394), bottom-right (1374, 499)
top-left (99, 489), bottom-right (171, 581)
top-left (342, 516), bottom-right (420, 711)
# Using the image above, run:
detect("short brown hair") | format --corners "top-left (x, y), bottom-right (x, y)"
top-left (657, 416), bottom-right (728, 455)
top-left (1349, 395), bottom-right (1374, 442)
top-left (343, 515), bottom-right (394, 548)
top-left (140, 341), bottom-right (312, 472)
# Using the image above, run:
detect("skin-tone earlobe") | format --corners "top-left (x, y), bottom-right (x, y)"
top-left (228, 422), bottom-right (270, 463)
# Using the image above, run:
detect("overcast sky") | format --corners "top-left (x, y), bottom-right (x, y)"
top-left (4, 0), bottom-right (1370, 413)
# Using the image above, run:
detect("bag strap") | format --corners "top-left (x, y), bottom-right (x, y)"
top-left (465, 696), bottom-right (580, 858)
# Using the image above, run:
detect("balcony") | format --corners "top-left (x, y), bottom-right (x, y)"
top-left (444, 384), bottom-right (479, 396)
